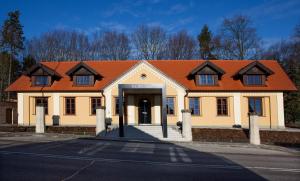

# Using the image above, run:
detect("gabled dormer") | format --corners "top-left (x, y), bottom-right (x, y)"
top-left (235, 61), bottom-right (274, 86)
top-left (66, 62), bottom-right (102, 86)
top-left (25, 63), bottom-right (61, 87)
top-left (188, 61), bottom-right (225, 86)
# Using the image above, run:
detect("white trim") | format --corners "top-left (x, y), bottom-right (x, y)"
top-left (127, 95), bottom-right (135, 124)
top-left (154, 95), bottom-right (161, 125)
top-left (233, 93), bottom-right (241, 126)
top-left (17, 93), bottom-right (24, 125)
top-left (276, 92), bottom-right (285, 128)
top-left (103, 61), bottom-right (186, 92)
top-left (177, 91), bottom-right (185, 122)
top-left (53, 93), bottom-right (60, 115)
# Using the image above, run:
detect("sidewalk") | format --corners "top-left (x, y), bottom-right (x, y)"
top-left (0, 131), bottom-right (299, 156)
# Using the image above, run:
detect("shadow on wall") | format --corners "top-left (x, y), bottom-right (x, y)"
top-left (0, 133), bottom-right (266, 180)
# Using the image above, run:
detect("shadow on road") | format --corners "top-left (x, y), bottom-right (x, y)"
top-left (0, 130), bottom-right (267, 181)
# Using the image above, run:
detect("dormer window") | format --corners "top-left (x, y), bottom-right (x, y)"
top-left (244, 75), bottom-right (265, 85)
top-left (75, 75), bottom-right (93, 86)
top-left (196, 74), bottom-right (217, 85)
top-left (66, 62), bottom-right (102, 87)
top-left (235, 61), bottom-right (273, 87)
top-left (34, 76), bottom-right (50, 86)
top-left (189, 61), bottom-right (225, 86)
top-left (25, 63), bottom-right (61, 87)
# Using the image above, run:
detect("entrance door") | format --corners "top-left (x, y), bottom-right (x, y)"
top-left (6, 108), bottom-right (12, 124)
top-left (138, 98), bottom-right (151, 124)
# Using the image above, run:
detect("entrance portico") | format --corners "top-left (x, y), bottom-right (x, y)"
top-left (118, 84), bottom-right (167, 138)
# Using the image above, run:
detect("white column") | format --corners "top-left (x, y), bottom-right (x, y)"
top-left (127, 95), bottom-right (135, 125)
top-left (104, 90), bottom-right (112, 118)
top-left (154, 95), bottom-right (161, 125)
top-left (17, 93), bottom-right (24, 125)
top-left (233, 93), bottom-right (242, 126)
top-left (177, 91), bottom-right (185, 122)
top-left (53, 93), bottom-right (60, 115)
top-left (36, 105), bottom-right (45, 133)
top-left (277, 92), bottom-right (285, 128)
top-left (96, 107), bottom-right (105, 135)
top-left (249, 114), bottom-right (260, 145)
top-left (182, 110), bottom-right (192, 141)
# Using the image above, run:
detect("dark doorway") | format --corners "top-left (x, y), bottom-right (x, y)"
top-left (138, 98), bottom-right (151, 124)
top-left (6, 108), bottom-right (12, 124)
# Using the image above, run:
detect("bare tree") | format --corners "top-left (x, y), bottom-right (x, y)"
top-left (132, 25), bottom-right (166, 60)
top-left (218, 15), bottom-right (261, 60)
top-left (91, 31), bottom-right (130, 60)
top-left (166, 30), bottom-right (196, 60)
top-left (27, 29), bottom-right (90, 61)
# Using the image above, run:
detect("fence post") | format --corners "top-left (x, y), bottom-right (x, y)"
top-left (36, 104), bottom-right (45, 133)
top-left (96, 106), bottom-right (106, 135)
top-left (182, 109), bottom-right (192, 141)
top-left (249, 112), bottom-right (260, 145)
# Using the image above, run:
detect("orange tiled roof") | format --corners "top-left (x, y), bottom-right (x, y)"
top-left (5, 60), bottom-right (297, 92)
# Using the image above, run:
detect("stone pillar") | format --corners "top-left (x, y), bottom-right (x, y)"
top-left (96, 106), bottom-right (106, 135)
top-left (182, 109), bottom-right (192, 141)
top-left (249, 113), bottom-right (260, 145)
top-left (36, 104), bottom-right (45, 133)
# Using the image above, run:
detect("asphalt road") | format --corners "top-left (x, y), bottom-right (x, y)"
top-left (0, 137), bottom-right (299, 181)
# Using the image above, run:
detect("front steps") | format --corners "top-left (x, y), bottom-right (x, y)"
top-left (98, 125), bottom-right (189, 142)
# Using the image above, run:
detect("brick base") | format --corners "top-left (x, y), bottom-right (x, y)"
top-left (192, 128), bottom-right (300, 146)
top-left (0, 125), bottom-right (95, 136)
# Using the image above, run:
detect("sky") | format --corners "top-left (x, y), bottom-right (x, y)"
top-left (1, 0), bottom-right (300, 47)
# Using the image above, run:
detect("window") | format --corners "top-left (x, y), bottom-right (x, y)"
top-left (248, 97), bottom-right (263, 116)
top-left (65, 97), bottom-right (75, 115)
top-left (75, 75), bottom-right (91, 85)
top-left (189, 97), bottom-right (200, 115)
top-left (91, 97), bottom-right (101, 115)
top-left (166, 97), bottom-right (175, 115)
top-left (115, 97), bottom-right (119, 115)
top-left (34, 76), bottom-right (49, 86)
top-left (196, 75), bottom-right (217, 85)
top-left (217, 97), bottom-right (228, 116)
top-left (244, 75), bottom-right (264, 85)
top-left (35, 97), bottom-right (48, 115)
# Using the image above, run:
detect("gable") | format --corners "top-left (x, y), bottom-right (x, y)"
top-left (104, 61), bottom-right (186, 94)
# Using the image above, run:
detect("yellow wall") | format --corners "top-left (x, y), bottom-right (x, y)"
top-left (23, 92), bottom-right (102, 126)
top-left (186, 93), bottom-right (234, 127)
top-left (240, 93), bottom-right (278, 129)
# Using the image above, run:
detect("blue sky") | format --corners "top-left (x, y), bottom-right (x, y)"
top-left (1, 0), bottom-right (300, 47)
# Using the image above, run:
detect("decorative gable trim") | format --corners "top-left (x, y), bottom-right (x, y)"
top-left (236, 61), bottom-right (274, 76)
top-left (66, 62), bottom-right (101, 77)
top-left (25, 63), bottom-right (61, 78)
top-left (189, 61), bottom-right (225, 76)
top-left (103, 61), bottom-right (186, 92)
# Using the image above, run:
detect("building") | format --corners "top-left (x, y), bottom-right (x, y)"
top-left (0, 101), bottom-right (17, 125)
top-left (5, 60), bottom-right (297, 137)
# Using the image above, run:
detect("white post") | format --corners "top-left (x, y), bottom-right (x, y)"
top-left (233, 93), bottom-right (242, 127)
top-left (277, 92), bottom-right (285, 128)
top-left (17, 93), bottom-right (24, 125)
top-left (182, 109), bottom-right (192, 141)
top-left (96, 106), bottom-right (106, 135)
top-left (249, 113), bottom-right (260, 145)
top-left (36, 105), bottom-right (45, 133)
